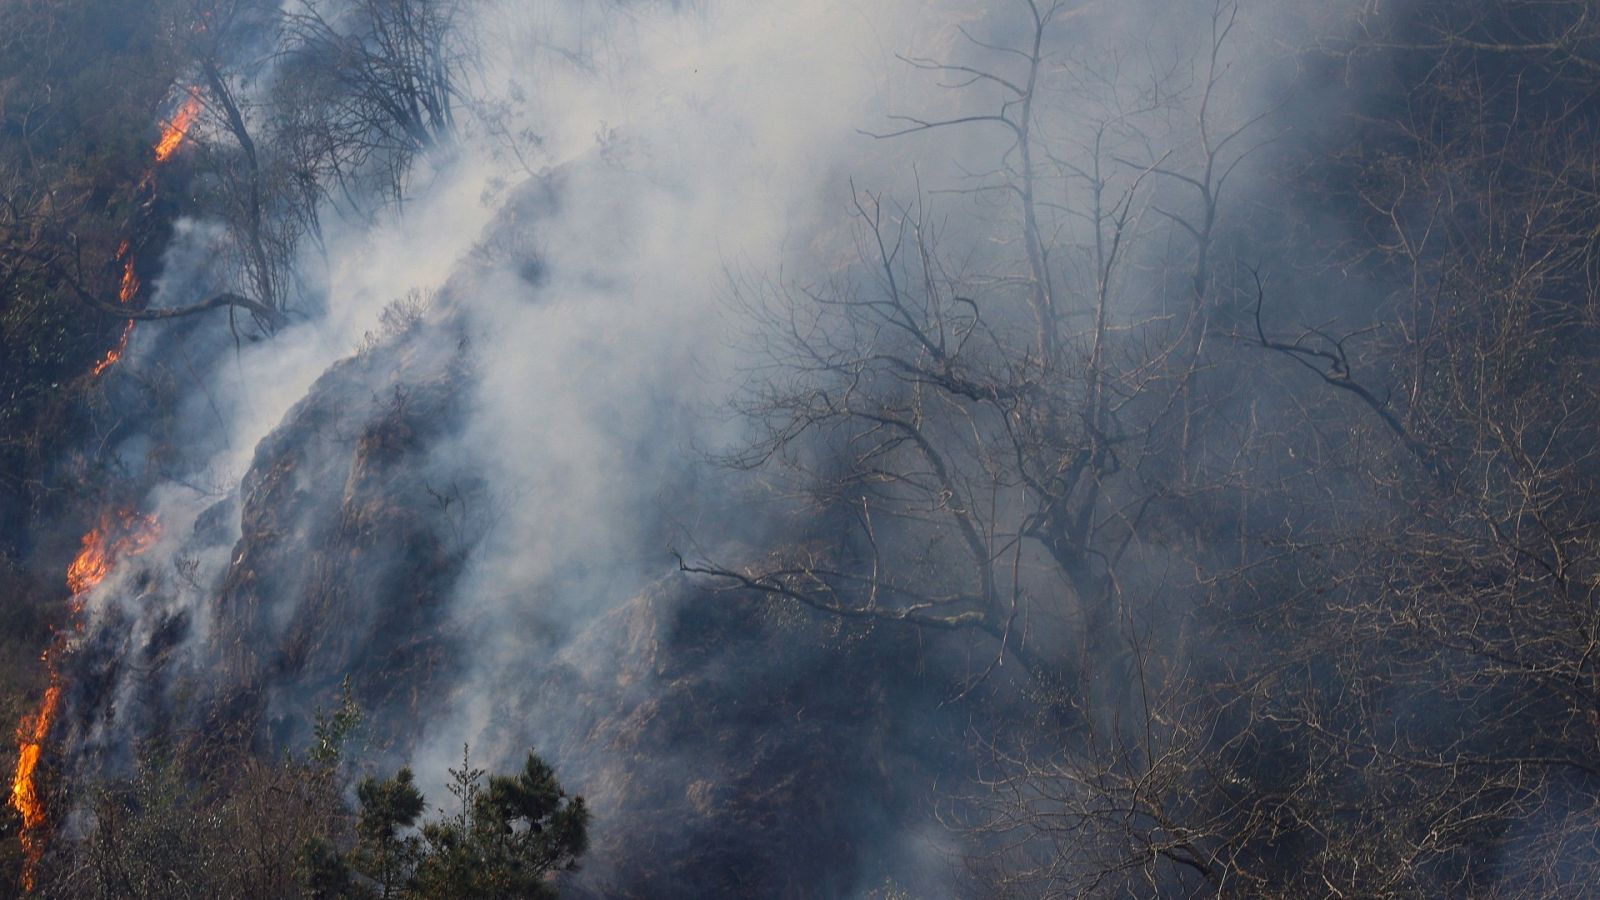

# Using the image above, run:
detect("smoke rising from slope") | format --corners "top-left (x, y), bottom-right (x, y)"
top-left (58, 0), bottom-right (1368, 893)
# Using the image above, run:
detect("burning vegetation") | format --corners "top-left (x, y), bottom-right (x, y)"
top-left (8, 684), bottom-right (58, 890)
top-left (15, 95), bottom-right (198, 878)
top-left (90, 244), bottom-right (141, 376)
top-left (16, 0), bottom-right (1600, 896)
top-left (153, 91), bottom-right (203, 165)
top-left (10, 511), bottom-right (160, 889)
top-left (88, 89), bottom-right (201, 380)
top-left (63, 513), bottom-right (162, 600)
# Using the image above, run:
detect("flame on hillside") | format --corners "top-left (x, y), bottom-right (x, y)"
top-left (65, 513), bottom-right (161, 598)
top-left (11, 511), bottom-right (160, 890)
top-left (91, 244), bottom-right (141, 376)
top-left (35, 89), bottom-right (194, 882)
top-left (25, 85), bottom-right (201, 889)
top-left (95, 87), bottom-right (200, 380)
top-left (10, 682), bottom-right (60, 890)
top-left (154, 90), bottom-right (202, 163)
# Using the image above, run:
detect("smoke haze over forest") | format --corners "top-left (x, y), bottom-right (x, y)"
top-left (4, 0), bottom-right (1600, 896)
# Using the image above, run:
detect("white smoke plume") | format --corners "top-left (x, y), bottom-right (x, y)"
top-left (67, 0), bottom-right (1349, 893)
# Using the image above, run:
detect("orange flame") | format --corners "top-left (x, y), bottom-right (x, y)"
top-left (11, 682), bottom-right (60, 890)
top-left (63, 530), bottom-right (111, 599)
top-left (91, 248), bottom-right (141, 376)
top-left (26, 77), bottom-right (199, 897)
top-left (11, 511), bottom-right (160, 889)
top-left (90, 326), bottom-right (133, 377)
top-left (96, 88), bottom-right (201, 379)
top-left (117, 252), bottom-right (141, 305)
top-left (64, 513), bottom-right (160, 598)
top-left (153, 91), bottom-right (202, 163)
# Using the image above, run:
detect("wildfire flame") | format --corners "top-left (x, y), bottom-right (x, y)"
top-left (64, 513), bottom-right (160, 598)
top-left (91, 245), bottom-right (141, 376)
top-left (11, 511), bottom-right (160, 889)
top-left (94, 87), bottom-right (200, 380)
top-left (117, 248), bottom-right (141, 305)
top-left (153, 90), bottom-right (202, 164)
top-left (18, 80), bottom-right (197, 894)
top-left (10, 682), bottom-right (60, 890)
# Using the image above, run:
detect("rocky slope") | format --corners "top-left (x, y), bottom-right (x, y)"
top-left (59, 173), bottom-right (979, 897)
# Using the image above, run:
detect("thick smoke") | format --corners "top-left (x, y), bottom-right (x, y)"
top-left (60, 0), bottom-right (1364, 894)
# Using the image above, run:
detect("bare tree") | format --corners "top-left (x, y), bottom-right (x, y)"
top-left (278, 0), bottom-right (468, 204)
top-left (1190, 1), bottom-right (1600, 894)
top-left (43, 0), bottom-right (473, 337)
top-left (682, 2), bottom-right (1283, 892)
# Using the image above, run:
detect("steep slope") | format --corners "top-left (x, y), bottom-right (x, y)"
top-left (58, 172), bottom-right (976, 896)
